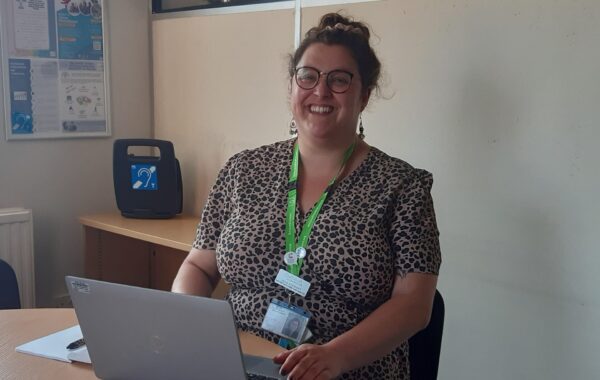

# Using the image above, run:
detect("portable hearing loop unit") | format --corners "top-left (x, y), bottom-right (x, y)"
top-left (113, 139), bottom-right (183, 219)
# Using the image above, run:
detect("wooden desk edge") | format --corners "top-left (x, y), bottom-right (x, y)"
top-left (239, 331), bottom-right (285, 358)
top-left (79, 214), bottom-right (198, 252)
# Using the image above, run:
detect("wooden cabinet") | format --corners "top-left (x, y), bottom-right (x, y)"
top-left (80, 213), bottom-right (229, 297)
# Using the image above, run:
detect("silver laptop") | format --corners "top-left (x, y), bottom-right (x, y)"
top-left (65, 276), bottom-right (285, 380)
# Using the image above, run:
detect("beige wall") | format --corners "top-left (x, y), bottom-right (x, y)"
top-left (153, 10), bottom-right (293, 214)
top-left (153, 1), bottom-right (600, 379)
top-left (0, 0), bottom-right (153, 306)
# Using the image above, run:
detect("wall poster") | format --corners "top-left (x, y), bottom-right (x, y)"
top-left (1, 0), bottom-right (110, 140)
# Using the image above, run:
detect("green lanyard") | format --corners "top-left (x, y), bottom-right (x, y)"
top-left (285, 141), bottom-right (356, 276)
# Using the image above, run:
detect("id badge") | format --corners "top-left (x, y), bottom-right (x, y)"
top-left (261, 299), bottom-right (311, 344)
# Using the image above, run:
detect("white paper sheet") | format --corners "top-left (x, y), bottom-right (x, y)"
top-left (15, 324), bottom-right (90, 364)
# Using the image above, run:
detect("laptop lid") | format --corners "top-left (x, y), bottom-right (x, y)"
top-left (65, 276), bottom-right (283, 380)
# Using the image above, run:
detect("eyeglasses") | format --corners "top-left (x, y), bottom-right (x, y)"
top-left (294, 66), bottom-right (354, 94)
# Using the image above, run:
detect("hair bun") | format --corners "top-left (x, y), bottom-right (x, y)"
top-left (319, 13), bottom-right (347, 28)
top-left (317, 13), bottom-right (370, 40)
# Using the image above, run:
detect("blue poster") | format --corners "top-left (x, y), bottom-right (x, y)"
top-left (56, 1), bottom-right (103, 60)
top-left (9, 59), bottom-right (34, 134)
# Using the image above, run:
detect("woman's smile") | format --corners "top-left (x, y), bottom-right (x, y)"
top-left (309, 104), bottom-right (334, 114)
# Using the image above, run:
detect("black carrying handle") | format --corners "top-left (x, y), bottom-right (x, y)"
top-left (113, 139), bottom-right (175, 159)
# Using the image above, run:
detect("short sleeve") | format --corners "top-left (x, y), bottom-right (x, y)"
top-left (192, 154), bottom-right (239, 250)
top-left (390, 170), bottom-right (441, 277)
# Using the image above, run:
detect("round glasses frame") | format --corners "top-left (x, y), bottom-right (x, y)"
top-left (294, 66), bottom-right (354, 94)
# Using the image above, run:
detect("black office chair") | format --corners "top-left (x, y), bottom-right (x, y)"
top-left (0, 258), bottom-right (21, 309)
top-left (409, 289), bottom-right (445, 380)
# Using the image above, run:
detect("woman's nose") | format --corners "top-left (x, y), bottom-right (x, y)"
top-left (313, 75), bottom-right (332, 97)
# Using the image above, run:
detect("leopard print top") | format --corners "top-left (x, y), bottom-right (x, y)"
top-left (194, 139), bottom-right (441, 379)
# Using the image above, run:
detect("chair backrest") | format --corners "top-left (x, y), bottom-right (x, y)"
top-left (408, 289), bottom-right (445, 380)
top-left (0, 259), bottom-right (21, 309)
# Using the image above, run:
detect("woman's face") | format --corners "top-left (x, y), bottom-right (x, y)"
top-left (289, 319), bottom-right (299, 331)
top-left (291, 43), bottom-right (370, 144)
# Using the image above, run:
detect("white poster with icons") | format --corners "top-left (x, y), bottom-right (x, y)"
top-left (1, 0), bottom-right (110, 140)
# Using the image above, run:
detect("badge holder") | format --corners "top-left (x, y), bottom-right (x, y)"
top-left (261, 299), bottom-right (311, 347)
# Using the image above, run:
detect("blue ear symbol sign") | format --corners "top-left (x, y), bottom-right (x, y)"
top-left (134, 166), bottom-right (155, 189)
top-left (131, 164), bottom-right (158, 190)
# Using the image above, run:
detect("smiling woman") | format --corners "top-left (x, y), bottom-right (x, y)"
top-left (172, 11), bottom-right (441, 380)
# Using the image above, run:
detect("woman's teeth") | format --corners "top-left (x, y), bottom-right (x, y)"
top-left (310, 105), bottom-right (333, 114)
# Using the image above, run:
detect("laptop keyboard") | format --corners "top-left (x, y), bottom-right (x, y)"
top-left (246, 372), bottom-right (282, 380)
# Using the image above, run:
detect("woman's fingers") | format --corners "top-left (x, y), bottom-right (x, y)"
top-left (280, 344), bottom-right (341, 380)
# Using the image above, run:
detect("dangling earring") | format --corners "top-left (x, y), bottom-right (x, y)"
top-left (358, 114), bottom-right (365, 140)
top-left (289, 118), bottom-right (297, 136)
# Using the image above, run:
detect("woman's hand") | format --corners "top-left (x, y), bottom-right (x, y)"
top-left (273, 343), bottom-right (346, 380)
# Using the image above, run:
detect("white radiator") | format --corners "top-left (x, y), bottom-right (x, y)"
top-left (0, 208), bottom-right (35, 308)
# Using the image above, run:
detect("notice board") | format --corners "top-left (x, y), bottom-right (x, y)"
top-left (0, 0), bottom-right (110, 140)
